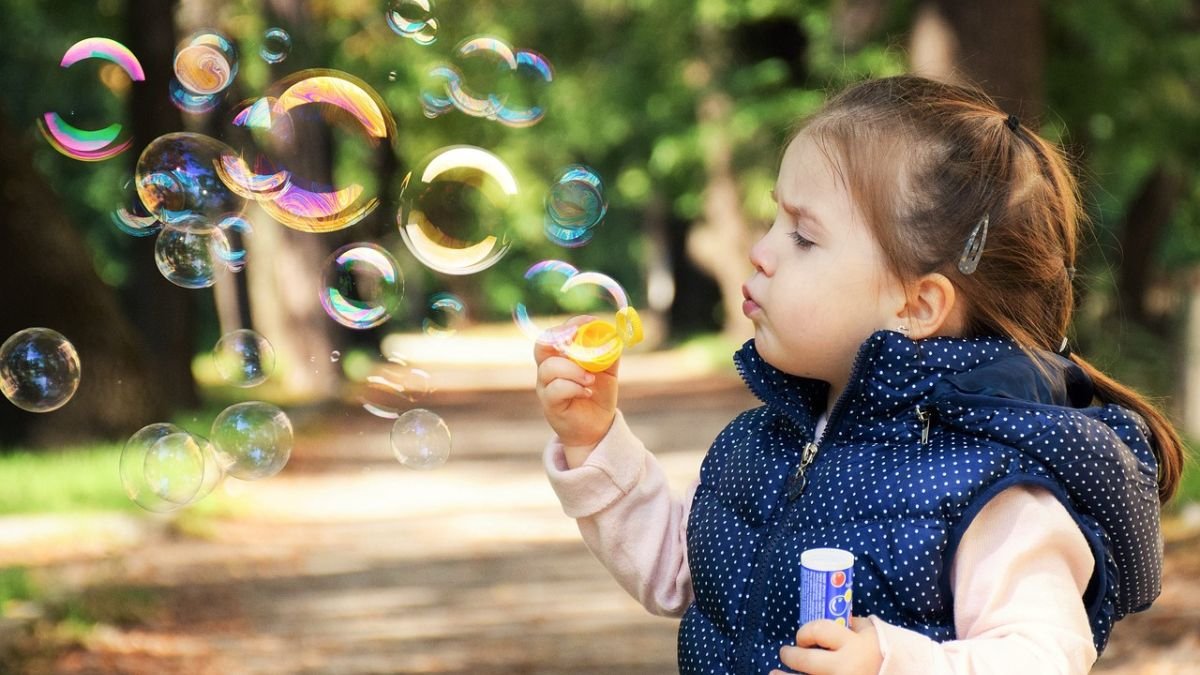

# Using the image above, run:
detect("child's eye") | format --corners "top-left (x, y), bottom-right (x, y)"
top-left (788, 231), bottom-right (815, 249)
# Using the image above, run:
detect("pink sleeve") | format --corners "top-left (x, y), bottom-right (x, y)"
top-left (870, 484), bottom-right (1098, 675)
top-left (544, 410), bottom-right (696, 617)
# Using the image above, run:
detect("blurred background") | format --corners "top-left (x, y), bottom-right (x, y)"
top-left (0, 0), bottom-right (1197, 673)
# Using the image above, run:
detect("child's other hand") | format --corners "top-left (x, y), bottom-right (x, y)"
top-left (771, 617), bottom-right (882, 675)
top-left (534, 316), bottom-right (619, 462)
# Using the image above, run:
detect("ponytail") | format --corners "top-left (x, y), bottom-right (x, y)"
top-left (1069, 353), bottom-right (1186, 503)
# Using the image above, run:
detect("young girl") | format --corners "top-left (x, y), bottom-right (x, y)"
top-left (534, 75), bottom-right (1183, 674)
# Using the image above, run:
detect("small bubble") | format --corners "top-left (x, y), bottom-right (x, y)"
top-left (330, 350), bottom-right (342, 362)
top-left (388, 71), bottom-right (398, 81)
top-left (260, 27), bottom-right (292, 64)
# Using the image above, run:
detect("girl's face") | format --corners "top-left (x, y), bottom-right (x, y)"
top-left (742, 133), bottom-right (906, 396)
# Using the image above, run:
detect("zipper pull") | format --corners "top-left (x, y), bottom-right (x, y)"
top-left (916, 405), bottom-right (932, 445)
top-left (787, 442), bottom-right (820, 500)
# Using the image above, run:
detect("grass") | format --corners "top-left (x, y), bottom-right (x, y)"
top-left (0, 444), bottom-right (133, 516)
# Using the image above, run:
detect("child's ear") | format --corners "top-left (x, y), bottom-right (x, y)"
top-left (900, 273), bottom-right (963, 339)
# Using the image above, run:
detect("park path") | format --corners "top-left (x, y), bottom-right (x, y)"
top-left (4, 371), bottom-right (1200, 674)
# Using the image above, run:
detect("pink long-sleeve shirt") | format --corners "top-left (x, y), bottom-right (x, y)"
top-left (544, 411), bottom-right (1099, 674)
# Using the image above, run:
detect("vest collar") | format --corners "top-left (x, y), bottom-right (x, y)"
top-left (734, 330), bottom-right (1095, 439)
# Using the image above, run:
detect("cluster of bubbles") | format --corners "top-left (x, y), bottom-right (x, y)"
top-left (0, 328), bottom-right (81, 413)
top-left (514, 261), bottom-right (642, 373)
top-left (421, 36), bottom-right (553, 128)
top-left (119, 401), bottom-right (292, 512)
top-left (387, 0), bottom-right (439, 46)
top-left (30, 17), bottom-right (631, 489)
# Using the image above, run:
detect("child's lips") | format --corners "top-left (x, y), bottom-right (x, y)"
top-left (741, 285), bottom-right (761, 317)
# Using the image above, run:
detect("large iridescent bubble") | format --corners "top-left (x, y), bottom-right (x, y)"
top-left (38, 37), bottom-right (145, 162)
top-left (216, 70), bottom-right (395, 233)
top-left (136, 132), bottom-right (247, 227)
top-left (398, 145), bottom-right (517, 275)
top-left (0, 328), bottom-right (81, 413)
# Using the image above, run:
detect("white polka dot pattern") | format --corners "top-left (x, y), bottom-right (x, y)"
top-left (677, 331), bottom-right (1163, 673)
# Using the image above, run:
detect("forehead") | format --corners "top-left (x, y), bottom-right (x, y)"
top-left (777, 133), bottom-right (858, 224)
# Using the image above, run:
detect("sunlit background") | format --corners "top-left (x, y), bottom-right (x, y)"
top-left (0, 0), bottom-right (1197, 672)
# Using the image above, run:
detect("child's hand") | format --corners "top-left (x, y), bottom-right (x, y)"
top-left (534, 316), bottom-right (619, 464)
top-left (771, 617), bottom-right (882, 675)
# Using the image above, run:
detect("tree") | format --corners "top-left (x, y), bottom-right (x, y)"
top-left (0, 112), bottom-right (169, 446)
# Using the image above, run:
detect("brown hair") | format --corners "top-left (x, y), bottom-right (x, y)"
top-left (799, 75), bottom-right (1184, 503)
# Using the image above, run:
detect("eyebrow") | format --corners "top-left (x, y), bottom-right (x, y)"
top-left (770, 188), bottom-right (825, 232)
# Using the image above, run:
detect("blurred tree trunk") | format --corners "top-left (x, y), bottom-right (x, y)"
top-left (687, 26), bottom-right (755, 342)
top-left (125, 0), bottom-right (202, 411)
top-left (241, 0), bottom-right (339, 399)
top-left (1116, 164), bottom-right (1186, 330)
top-left (0, 113), bottom-right (169, 447)
top-left (909, 0), bottom-right (1044, 120)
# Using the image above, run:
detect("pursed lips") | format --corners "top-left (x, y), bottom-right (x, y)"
top-left (741, 283), bottom-right (761, 317)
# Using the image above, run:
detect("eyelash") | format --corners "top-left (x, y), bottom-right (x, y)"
top-left (788, 231), bottom-right (815, 249)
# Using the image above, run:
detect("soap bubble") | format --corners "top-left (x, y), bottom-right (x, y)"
top-left (320, 243), bottom-right (405, 330)
top-left (513, 261), bottom-right (638, 369)
top-left (214, 214), bottom-right (251, 272)
top-left (135, 132), bottom-right (247, 226)
top-left (239, 71), bottom-right (395, 233)
top-left (143, 431), bottom-right (206, 505)
top-left (419, 38), bottom-right (553, 127)
top-left (154, 221), bottom-right (233, 289)
top-left (111, 177), bottom-right (161, 237)
top-left (391, 408), bottom-right (450, 469)
top-left (260, 28), bottom-right (292, 64)
top-left (386, 0), bottom-right (438, 45)
top-left (210, 401), bottom-right (294, 480)
top-left (491, 49), bottom-right (554, 128)
top-left (121, 424), bottom-right (221, 512)
top-left (360, 355), bottom-right (433, 418)
top-left (174, 31), bottom-right (238, 96)
top-left (213, 329), bottom-right (275, 387)
top-left (422, 292), bottom-right (466, 336)
top-left (545, 164), bottom-right (606, 247)
top-left (38, 38), bottom-right (145, 162)
top-left (511, 260), bottom-right (581, 343)
top-left (168, 77), bottom-right (222, 114)
top-left (0, 328), bottom-right (82, 413)
top-left (398, 145), bottom-right (517, 275)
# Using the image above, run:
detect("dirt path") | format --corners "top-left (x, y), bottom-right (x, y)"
top-left (4, 377), bottom-right (1199, 674)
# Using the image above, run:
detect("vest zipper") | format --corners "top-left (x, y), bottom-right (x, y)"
top-left (916, 404), bottom-right (933, 444)
top-left (733, 341), bottom-right (878, 670)
top-left (786, 442), bottom-right (819, 500)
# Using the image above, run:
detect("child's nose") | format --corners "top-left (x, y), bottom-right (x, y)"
top-left (749, 234), bottom-right (772, 274)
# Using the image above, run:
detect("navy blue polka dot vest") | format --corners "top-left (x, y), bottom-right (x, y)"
top-left (679, 331), bottom-right (1162, 674)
